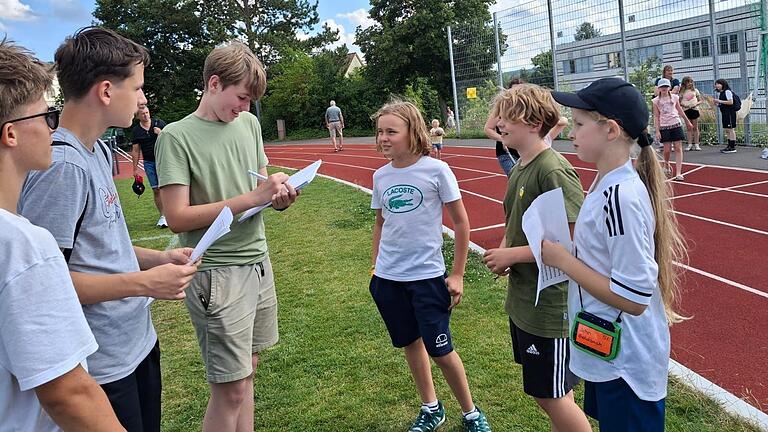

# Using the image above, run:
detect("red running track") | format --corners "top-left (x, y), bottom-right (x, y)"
top-left (261, 143), bottom-right (768, 413)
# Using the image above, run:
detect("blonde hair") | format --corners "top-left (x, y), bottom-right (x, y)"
top-left (585, 110), bottom-right (688, 323)
top-left (491, 83), bottom-right (559, 138)
top-left (681, 76), bottom-right (695, 91)
top-left (371, 99), bottom-right (431, 156)
top-left (204, 41), bottom-right (266, 100)
top-left (0, 39), bottom-right (54, 124)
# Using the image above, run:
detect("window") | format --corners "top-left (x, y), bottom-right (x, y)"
top-left (627, 45), bottom-right (663, 66)
top-left (719, 33), bottom-right (739, 54)
top-left (607, 52), bottom-right (622, 68)
top-left (562, 57), bottom-right (593, 75)
top-left (682, 38), bottom-right (710, 59)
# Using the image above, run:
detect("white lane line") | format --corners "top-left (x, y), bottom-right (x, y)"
top-left (683, 165), bottom-right (707, 176)
top-left (673, 210), bottom-right (768, 236)
top-left (459, 188), bottom-right (503, 204)
top-left (131, 234), bottom-right (174, 243)
top-left (470, 223), bottom-right (505, 232)
top-left (676, 262), bottom-right (768, 299)
top-left (459, 174), bottom-right (503, 183)
top-left (672, 179), bottom-right (768, 200)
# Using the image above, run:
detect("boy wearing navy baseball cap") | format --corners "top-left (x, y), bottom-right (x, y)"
top-left (544, 78), bottom-right (688, 431)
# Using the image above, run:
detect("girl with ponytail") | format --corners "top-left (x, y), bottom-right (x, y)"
top-left (542, 78), bottom-right (687, 431)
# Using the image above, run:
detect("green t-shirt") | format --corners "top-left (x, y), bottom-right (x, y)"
top-left (503, 148), bottom-right (584, 338)
top-left (155, 112), bottom-right (269, 271)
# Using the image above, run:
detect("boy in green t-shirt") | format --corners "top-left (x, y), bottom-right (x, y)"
top-left (482, 84), bottom-right (590, 431)
top-left (155, 42), bottom-right (298, 432)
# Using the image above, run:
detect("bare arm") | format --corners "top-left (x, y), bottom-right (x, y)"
top-left (371, 209), bottom-right (384, 267)
top-left (160, 172), bottom-right (289, 233)
top-left (339, 112), bottom-right (344, 128)
top-left (131, 144), bottom-right (141, 175)
top-left (541, 240), bottom-right (646, 315)
top-left (652, 102), bottom-right (661, 138)
top-left (483, 113), bottom-right (503, 141)
top-left (445, 199), bottom-right (469, 277)
top-left (547, 117), bottom-right (568, 141)
top-left (675, 99), bottom-right (693, 128)
top-left (36, 366), bottom-right (125, 432)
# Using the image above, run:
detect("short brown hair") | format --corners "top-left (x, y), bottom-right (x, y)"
top-left (372, 99), bottom-right (431, 156)
top-left (0, 39), bottom-right (54, 124)
top-left (491, 83), bottom-right (560, 138)
top-left (54, 26), bottom-right (149, 101)
top-left (204, 41), bottom-right (267, 100)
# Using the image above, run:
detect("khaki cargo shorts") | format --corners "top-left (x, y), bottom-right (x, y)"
top-left (185, 257), bottom-right (278, 383)
top-left (329, 121), bottom-right (343, 138)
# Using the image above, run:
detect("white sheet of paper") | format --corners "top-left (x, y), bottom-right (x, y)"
top-left (521, 187), bottom-right (572, 306)
top-left (238, 160), bottom-right (322, 222)
top-left (189, 206), bottom-right (233, 263)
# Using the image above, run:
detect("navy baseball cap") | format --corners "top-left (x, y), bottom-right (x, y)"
top-left (552, 78), bottom-right (649, 140)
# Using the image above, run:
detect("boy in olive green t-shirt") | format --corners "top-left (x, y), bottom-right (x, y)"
top-left (483, 84), bottom-right (590, 432)
top-left (155, 42), bottom-right (298, 432)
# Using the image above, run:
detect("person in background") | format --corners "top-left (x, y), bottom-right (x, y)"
top-left (132, 105), bottom-right (168, 227)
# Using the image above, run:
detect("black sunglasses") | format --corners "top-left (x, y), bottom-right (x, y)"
top-left (1, 107), bottom-right (60, 131)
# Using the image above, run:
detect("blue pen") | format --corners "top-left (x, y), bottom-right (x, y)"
top-left (247, 169), bottom-right (268, 181)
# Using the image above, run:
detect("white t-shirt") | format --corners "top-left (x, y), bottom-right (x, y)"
top-left (371, 156), bottom-right (461, 281)
top-left (0, 209), bottom-right (97, 431)
top-left (567, 160), bottom-right (669, 402)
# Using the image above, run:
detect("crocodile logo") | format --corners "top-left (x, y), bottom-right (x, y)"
top-left (388, 194), bottom-right (413, 210)
top-left (382, 184), bottom-right (423, 213)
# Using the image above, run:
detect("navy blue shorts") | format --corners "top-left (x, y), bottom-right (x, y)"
top-left (369, 274), bottom-right (453, 357)
top-left (584, 378), bottom-right (665, 432)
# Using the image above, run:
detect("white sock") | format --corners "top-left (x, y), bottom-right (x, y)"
top-left (422, 400), bottom-right (439, 413)
top-left (463, 406), bottom-right (479, 420)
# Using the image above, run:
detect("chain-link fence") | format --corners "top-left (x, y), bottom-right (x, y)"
top-left (448, 0), bottom-right (768, 146)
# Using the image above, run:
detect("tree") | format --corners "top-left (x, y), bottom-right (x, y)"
top-left (629, 57), bottom-right (662, 104)
top-left (211, 0), bottom-right (338, 66)
top-left (355, 0), bottom-right (497, 114)
top-left (574, 22), bottom-right (601, 41)
top-left (94, 0), bottom-right (220, 121)
top-left (520, 49), bottom-right (555, 88)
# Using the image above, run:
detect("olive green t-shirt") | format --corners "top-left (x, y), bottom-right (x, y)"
top-left (503, 148), bottom-right (584, 338)
top-left (155, 112), bottom-right (268, 271)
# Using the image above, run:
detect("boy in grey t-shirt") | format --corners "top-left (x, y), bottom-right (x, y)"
top-left (0, 39), bottom-right (123, 431)
top-left (18, 27), bottom-right (198, 431)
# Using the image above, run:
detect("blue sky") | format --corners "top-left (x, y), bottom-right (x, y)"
top-left (0, 0), bottom-right (373, 62)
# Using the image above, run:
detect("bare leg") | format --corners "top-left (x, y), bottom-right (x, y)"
top-left (535, 391), bottom-right (591, 432)
top-left (404, 339), bottom-right (437, 403)
top-left (691, 119), bottom-right (700, 146)
top-left (151, 188), bottom-right (163, 215)
top-left (663, 143), bottom-right (671, 173)
top-left (203, 378), bottom-right (249, 432)
top-left (432, 351), bottom-right (473, 412)
top-left (673, 141), bottom-right (683, 177)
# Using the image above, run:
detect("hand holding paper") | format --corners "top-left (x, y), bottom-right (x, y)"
top-left (188, 206), bottom-right (233, 264)
top-left (239, 160), bottom-right (322, 222)
top-left (521, 188), bottom-right (573, 306)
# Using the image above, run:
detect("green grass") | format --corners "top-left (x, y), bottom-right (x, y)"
top-left (116, 173), bottom-right (762, 431)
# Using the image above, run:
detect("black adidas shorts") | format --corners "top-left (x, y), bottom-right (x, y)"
top-left (509, 318), bottom-right (579, 399)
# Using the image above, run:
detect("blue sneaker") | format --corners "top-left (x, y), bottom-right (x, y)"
top-left (462, 407), bottom-right (491, 432)
top-left (408, 401), bottom-right (445, 431)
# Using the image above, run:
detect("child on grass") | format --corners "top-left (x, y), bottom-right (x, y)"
top-left (547, 77), bottom-right (687, 431)
top-left (370, 100), bottom-right (491, 432)
top-left (482, 83), bottom-right (591, 432)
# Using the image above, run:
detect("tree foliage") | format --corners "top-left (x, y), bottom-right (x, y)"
top-left (94, 0), bottom-right (219, 122)
top-left (574, 22), bottom-right (602, 41)
top-left (211, 0), bottom-right (338, 67)
top-left (519, 49), bottom-right (555, 89)
top-left (355, 0), bottom-right (497, 109)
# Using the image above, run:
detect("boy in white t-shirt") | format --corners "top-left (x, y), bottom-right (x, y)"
top-left (0, 39), bottom-right (123, 431)
top-left (429, 118), bottom-right (445, 159)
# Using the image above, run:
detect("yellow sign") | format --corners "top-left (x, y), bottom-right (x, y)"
top-left (466, 87), bottom-right (477, 99)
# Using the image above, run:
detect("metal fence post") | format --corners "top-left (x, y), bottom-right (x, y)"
top-left (708, 0), bottom-right (723, 145)
top-left (739, 29), bottom-right (751, 145)
top-left (546, 0), bottom-right (558, 90)
top-left (493, 12), bottom-right (504, 89)
top-left (618, 0), bottom-right (630, 82)
top-left (447, 26), bottom-right (461, 136)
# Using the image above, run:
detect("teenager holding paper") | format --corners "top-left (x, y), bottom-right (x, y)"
top-left (155, 41), bottom-right (298, 432)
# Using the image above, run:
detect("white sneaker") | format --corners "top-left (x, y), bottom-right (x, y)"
top-left (157, 215), bottom-right (167, 228)
top-left (685, 143), bottom-right (693, 151)
top-left (761, 148), bottom-right (768, 159)
top-left (693, 144), bottom-right (702, 151)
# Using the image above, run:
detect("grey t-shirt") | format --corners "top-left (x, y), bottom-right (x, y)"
top-left (325, 105), bottom-right (342, 122)
top-left (19, 127), bottom-right (157, 385)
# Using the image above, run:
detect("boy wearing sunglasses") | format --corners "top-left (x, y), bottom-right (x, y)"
top-left (0, 40), bottom-right (124, 431)
top-left (18, 27), bottom-right (199, 432)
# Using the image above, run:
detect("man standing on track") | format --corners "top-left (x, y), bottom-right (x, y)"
top-left (325, 100), bottom-right (344, 152)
